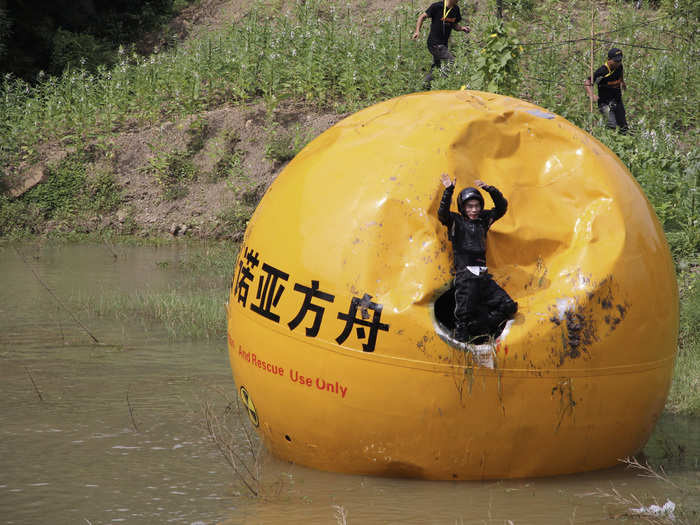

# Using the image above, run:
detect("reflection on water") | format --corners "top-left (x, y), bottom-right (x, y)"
top-left (0, 243), bottom-right (698, 524)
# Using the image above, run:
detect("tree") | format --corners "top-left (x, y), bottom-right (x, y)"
top-left (0, 5), bottom-right (11, 64)
top-left (0, 0), bottom-right (184, 81)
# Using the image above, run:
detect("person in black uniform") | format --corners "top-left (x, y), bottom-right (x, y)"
top-left (437, 173), bottom-right (518, 343)
top-left (412, 0), bottom-right (470, 88)
top-left (584, 48), bottom-right (628, 133)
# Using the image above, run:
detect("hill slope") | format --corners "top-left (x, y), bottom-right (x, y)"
top-left (0, 0), bottom-right (697, 251)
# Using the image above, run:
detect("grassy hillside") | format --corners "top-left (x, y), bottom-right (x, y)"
top-left (0, 0), bottom-right (696, 248)
top-left (0, 0), bottom-right (697, 412)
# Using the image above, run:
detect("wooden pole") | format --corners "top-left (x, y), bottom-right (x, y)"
top-left (589, 8), bottom-right (594, 115)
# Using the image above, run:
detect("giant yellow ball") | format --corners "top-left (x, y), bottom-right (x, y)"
top-left (226, 91), bottom-right (678, 480)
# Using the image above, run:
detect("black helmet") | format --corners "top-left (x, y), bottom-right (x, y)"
top-left (608, 48), bottom-right (623, 62)
top-left (457, 187), bottom-right (484, 215)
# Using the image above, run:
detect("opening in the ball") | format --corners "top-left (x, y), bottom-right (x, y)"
top-left (433, 286), bottom-right (509, 345)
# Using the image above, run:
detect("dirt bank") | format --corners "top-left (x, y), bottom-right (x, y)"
top-left (111, 100), bottom-right (346, 238)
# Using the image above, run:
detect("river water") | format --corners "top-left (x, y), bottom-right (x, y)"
top-left (1, 243), bottom-right (698, 525)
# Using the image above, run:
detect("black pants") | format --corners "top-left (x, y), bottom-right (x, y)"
top-left (598, 99), bottom-right (628, 133)
top-left (424, 43), bottom-right (454, 87)
top-left (453, 271), bottom-right (517, 342)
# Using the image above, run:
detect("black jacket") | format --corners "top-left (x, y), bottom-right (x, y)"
top-left (591, 63), bottom-right (624, 105)
top-left (437, 184), bottom-right (507, 271)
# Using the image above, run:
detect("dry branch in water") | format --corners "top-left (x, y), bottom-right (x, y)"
top-left (620, 456), bottom-right (679, 489)
top-left (202, 391), bottom-right (264, 498)
top-left (126, 388), bottom-right (139, 432)
top-left (333, 504), bottom-right (349, 525)
top-left (583, 457), bottom-right (690, 524)
top-left (24, 366), bottom-right (44, 402)
top-left (14, 246), bottom-right (101, 345)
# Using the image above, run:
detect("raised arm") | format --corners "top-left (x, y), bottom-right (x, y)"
top-left (438, 173), bottom-right (456, 226)
top-left (475, 179), bottom-right (507, 224)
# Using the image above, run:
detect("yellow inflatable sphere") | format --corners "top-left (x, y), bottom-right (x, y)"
top-left (226, 90), bottom-right (678, 480)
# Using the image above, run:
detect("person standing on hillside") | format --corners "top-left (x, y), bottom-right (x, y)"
top-left (584, 47), bottom-right (629, 134)
top-left (412, 0), bottom-right (470, 88)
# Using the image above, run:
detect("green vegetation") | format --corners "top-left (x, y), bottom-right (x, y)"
top-left (473, 19), bottom-right (523, 95)
top-left (141, 116), bottom-right (213, 200)
top-left (86, 168), bottom-right (122, 213)
top-left (0, 0), bottom-right (427, 164)
top-left (0, 150), bottom-right (122, 235)
top-left (667, 271), bottom-right (700, 414)
top-left (186, 115), bottom-right (210, 156)
top-left (218, 149), bottom-right (245, 183)
top-left (264, 123), bottom-right (315, 165)
top-left (75, 242), bottom-right (239, 340)
top-left (2, 0), bottom-right (693, 254)
top-left (206, 129), bottom-right (242, 181)
top-left (144, 144), bottom-right (197, 200)
top-left (1, 2), bottom-right (696, 243)
top-left (0, 0), bottom-right (697, 412)
top-left (216, 204), bottom-right (254, 235)
top-left (87, 287), bottom-right (227, 340)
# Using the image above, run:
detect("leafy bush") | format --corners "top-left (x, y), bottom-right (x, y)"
top-left (217, 150), bottom-right (246, 183)
top-left (0, 151), bottom-right (92, 234)
top-left (144, 141), bottom-right (198, 200)
top-left (0, 194), bottom-right (38, 235)
top-left (50, 29), bottom-right (112, 75)
top-left (158, 151), bottom-right (196, 200)
top-left (23, 152), bottom-right (88, 219)
top-left (87, 169), bottom-right (122, 214)
top-left (205, 129), bottom-right (244, 182)
top-left (474, 20), bottom-right (523, 95)
top-left (264, 124), bottom-right (315, 165)
top-left (186, 115), bottom-right (209, 155)
top-left (216, 204), bottom-right (254, 236)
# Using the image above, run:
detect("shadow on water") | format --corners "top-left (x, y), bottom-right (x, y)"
top-left (0, 242), bottom-right (697, 524)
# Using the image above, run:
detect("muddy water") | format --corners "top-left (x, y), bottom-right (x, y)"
top-left (1, 243), bottom-right (698, 525)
